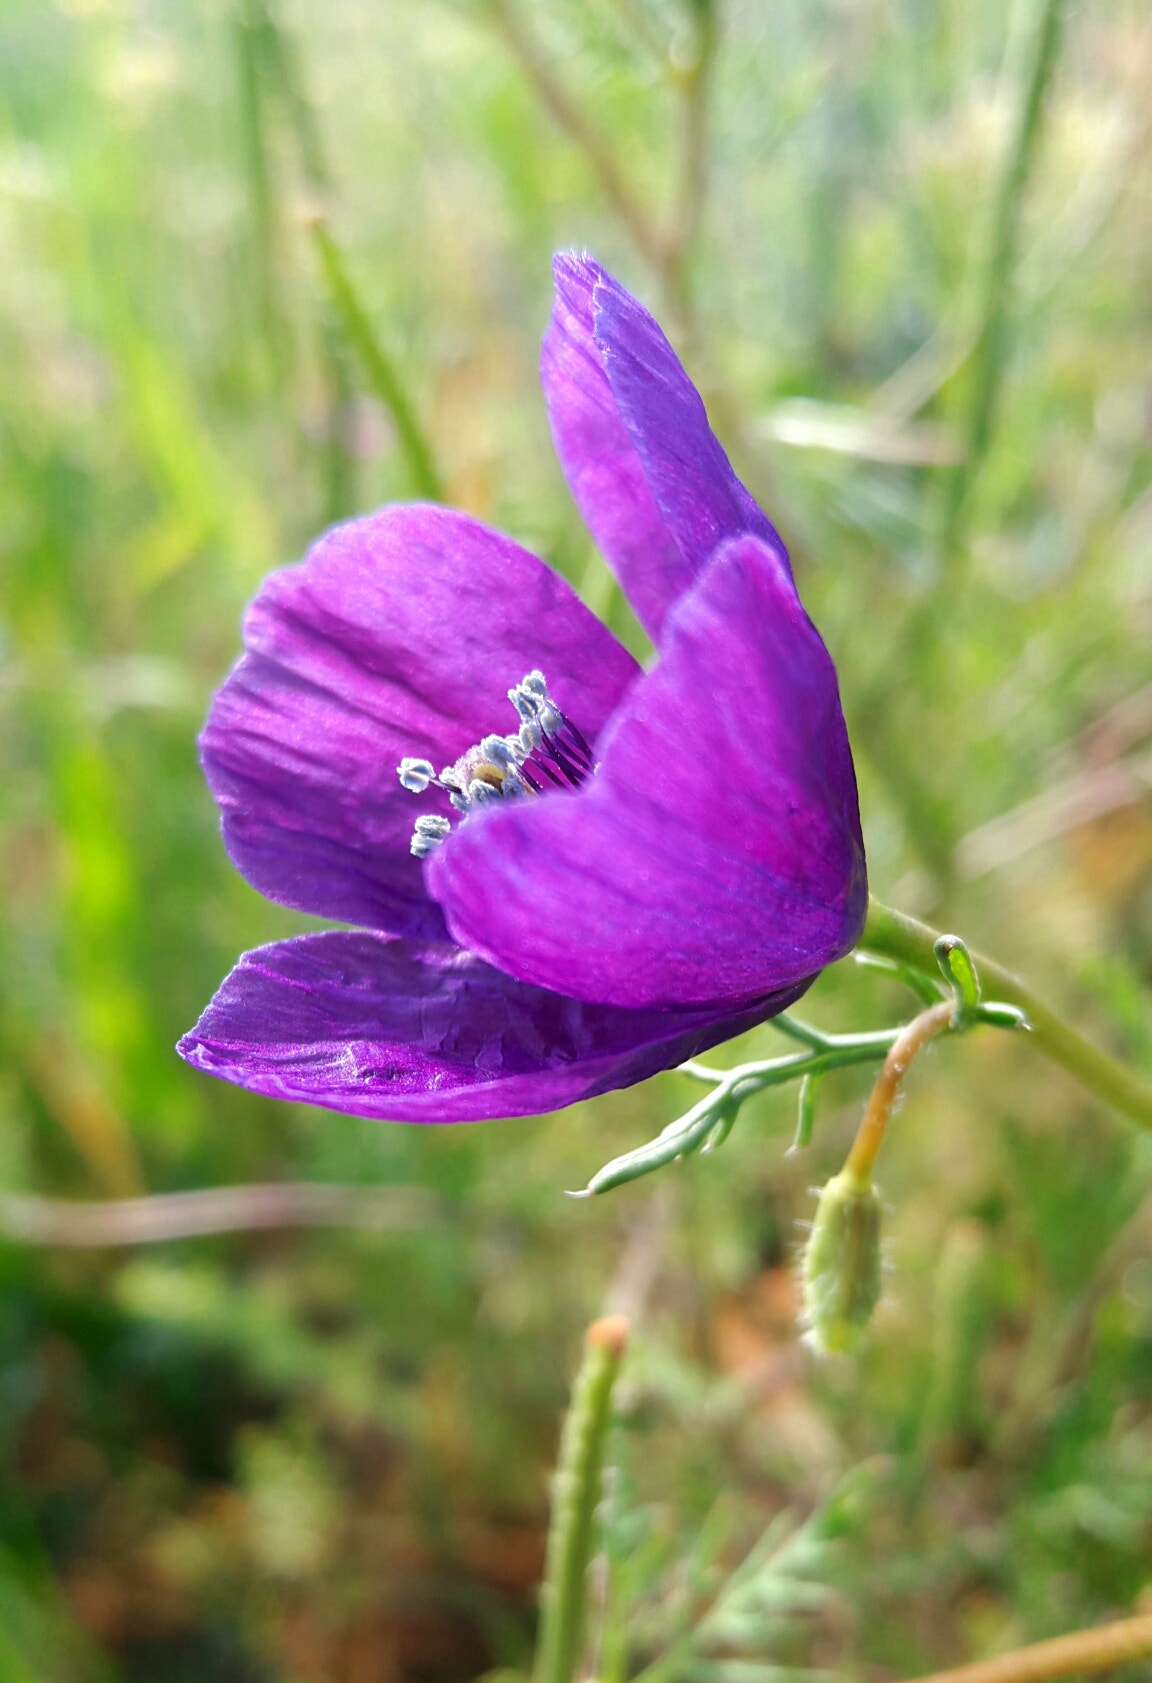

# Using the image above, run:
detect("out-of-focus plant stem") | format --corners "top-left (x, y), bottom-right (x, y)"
top-left (253, 0), bottom-right (329, 193)
top-left (235, 0), bottom-right (289, 375)
top-left (905, 1610), bottom-right (1152, 1683)
top-left (0, 1184), bottom-right (439, 1245)
top-left (861, 898), bottom-right (1152, 1128)
top-left (534, 1317), bottom-right (629, 1683)
top-left (854, 0), bottom-right (1066, 890)
top-left (936, 0), bottom-right (1066, 572)
top-left (487, 0), bottom-right (667, 275)
top-left (664, 0), bottom-right (718, 324)
top-left (487, 0), bottom-right (717, 337)
top-left (249, 0), bottom-right (443, 500)
top-left (309, 218), bottom-right (444, 501)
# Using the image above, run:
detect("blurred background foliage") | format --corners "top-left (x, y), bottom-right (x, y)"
top-left (0, 0), bottom-right (1150, 1676)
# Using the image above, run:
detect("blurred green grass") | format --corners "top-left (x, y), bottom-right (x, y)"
top-left (0, 0), bottom-right (1150, 1677)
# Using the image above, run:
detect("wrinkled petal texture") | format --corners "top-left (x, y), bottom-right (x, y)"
top-left (177, 931), bottom-right (808, 1122)
top-left (200, 504), bottom-right (641, 939)
top-left (543, 253), bottom-right (787, 640)
top-left (429, 533), bottom-right (867, 1011)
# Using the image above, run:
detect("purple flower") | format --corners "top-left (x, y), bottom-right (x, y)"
top-left (177, 254), bottom-right (867, 1123)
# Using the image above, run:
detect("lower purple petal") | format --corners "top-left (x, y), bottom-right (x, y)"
top-left (427, 534), bottom-right (867, 1012)
top-left (177, 931), bottom-right (807, 1122)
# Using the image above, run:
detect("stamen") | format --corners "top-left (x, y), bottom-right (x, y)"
top-left (398, 670), bottom-right (595, 857)
top-left (398, 757), bottom-right (435, 793)
top-left (410, 813), bottom-right (451, 858)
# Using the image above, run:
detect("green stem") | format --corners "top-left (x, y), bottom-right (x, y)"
top-left (663, 0), bottom-right (717, 320)
top-left (308, 220), bottom-right (443, 503)
top-left (534, 1318), bottom-right (629, 1683)
top-left (575, 1027), bottom-right (901, 1196)
top-left (488, 0), bottom-right (667, 276)
top-left (937, 0), bottom-right (1066, 565)
top-left (250, 0), bottom-right (443, 502)
top-left (861, 897), bottom-right (1152, 1128)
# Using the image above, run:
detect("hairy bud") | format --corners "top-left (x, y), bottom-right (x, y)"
top-left (801, 1169), bottom-right (882, 1354)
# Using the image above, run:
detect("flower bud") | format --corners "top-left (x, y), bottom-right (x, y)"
top-left (801, 1169), bottom-right (882, 1354)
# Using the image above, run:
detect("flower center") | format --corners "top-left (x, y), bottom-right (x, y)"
top-left (398, 670), bottom-right (595, 857)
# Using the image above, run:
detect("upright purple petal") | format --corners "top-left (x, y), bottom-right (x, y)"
top-left (543, 254), bottom-right (788, 639)
top-left (543, 254), bottom-right (687, 642)
top-left (428, 533), bottom-right (867, 1011)
top-left (177, 931), bottom-right (804, 1122)
top-left (201, 504), bottom-right (641, 938)
top-left (596, 270), bottom-right (784, 579)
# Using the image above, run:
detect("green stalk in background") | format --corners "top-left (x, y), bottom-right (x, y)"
top-left (308, 218), bottom-right (444, 504)
top-left (235, 0), bottom-right (289, 378)
top-left (244, 0), bottom-right (444, 502)
top-left (534, 1317), bottom-right (630, 1683)
top-left (937, 0), bottom-right (1066, 570)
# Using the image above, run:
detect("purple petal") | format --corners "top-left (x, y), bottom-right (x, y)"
top-left (428, 533), bottom-right (867, 1011)
top-left (543, 254), bottom-right (687, 643)
top-left (201, 504), bottom-right (641, 937)
top-left (177, 931), bottom-right (806, 1122)
top-left (543, 254), bottom-right (787, 640)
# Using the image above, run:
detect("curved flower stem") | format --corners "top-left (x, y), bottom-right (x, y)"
top-left (861, 898), bottom-right (1152, 1129)
top-left (534, 1316), bottom-right (629, 1683)
top-left (843, 1000), bottom-right (954, 1182)
top-left (904, 1611), bottom-right (1152, 1683)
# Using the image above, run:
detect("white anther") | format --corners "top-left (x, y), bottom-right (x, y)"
top-left (400, 665), bottom-right (586, 838)
top-left (414, 814), bottom-right (450, 839)
top-left (480, 734), bottom-right (514, 767)
top-left (398, 756), bottom-right (435, 793)
top-left (410, 812), bottom-right (452, 858)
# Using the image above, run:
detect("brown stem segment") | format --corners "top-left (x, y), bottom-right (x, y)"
top-left (905, 1611), bottom-right (1152, 1683)
top-left (843, 1000), bottom-right (953, 1181)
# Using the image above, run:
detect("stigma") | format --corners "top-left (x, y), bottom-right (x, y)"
top-left (398, 671), bottom-right (594, 857)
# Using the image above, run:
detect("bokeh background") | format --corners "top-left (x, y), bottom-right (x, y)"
top-left (1, 0), bottom-right (1151, 1676)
